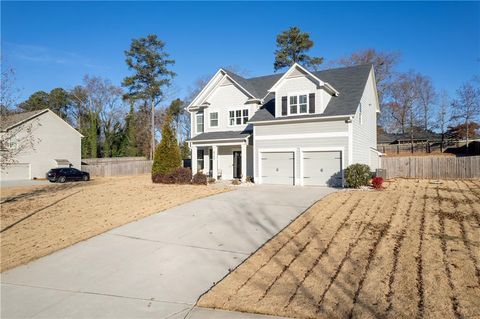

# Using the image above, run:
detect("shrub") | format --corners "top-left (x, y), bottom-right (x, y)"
top-left (231, 179), bottom-right (241, 185)
top-left (345, 163), bottom-right (371, 188)
top-left (192, 172), bottom-right (207, 185)
top-left (372, 176), bottom-right (384, 189)
top-left (207, 177), bottom-right (216, 184)
top-left (151, 115), bottom-right (181, 179)
top-left (152, 167), bottom-right (192, 184)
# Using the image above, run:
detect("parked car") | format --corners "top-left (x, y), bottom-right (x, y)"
top-left (46, 168), bottom-right (90, 183)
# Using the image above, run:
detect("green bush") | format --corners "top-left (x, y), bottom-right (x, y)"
top-left (345, 163), bottom-right (372, 188)
top-left (151, 115), bottom-right (181, 179)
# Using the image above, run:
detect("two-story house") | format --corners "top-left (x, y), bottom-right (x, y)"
top-left (186, 63), bottom-right (380, 187)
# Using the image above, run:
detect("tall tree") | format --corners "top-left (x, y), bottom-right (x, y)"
top-left (122, 34), bottom-right (176, 159)
top-left (18, 88), bottom-right (72, 119)
top-left (1, 67), bottom-right (19, 116)
top-left (386, 71), bottom-right (420, 134)
top-left (120, 103), bottom-right (138, 157)
top-left (416, 75), bottom-right (436, 131)
top-left (436, 90), bottom-right (450, 151)
top-left (451, 80), bottom-right (480, 152)
top-left (273, 26), bottom-right (323, 72)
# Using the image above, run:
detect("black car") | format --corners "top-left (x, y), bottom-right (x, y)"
top-left (46, 168), bottom-right (90, 183)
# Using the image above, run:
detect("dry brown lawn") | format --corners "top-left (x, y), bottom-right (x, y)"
top-left (0, 175), bottom-right (228, 272)
top-left (199, 179), bottom-right (480, 319)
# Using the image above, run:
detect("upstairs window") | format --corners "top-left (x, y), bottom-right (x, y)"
top-left (229, 108), bottom-right (249, 126)
top-left (210, 112), bottom-right (218, 127)
top-left (288, 94), bottom-right (308, 115)
top-left (196, 112), bottom-right (204, 133)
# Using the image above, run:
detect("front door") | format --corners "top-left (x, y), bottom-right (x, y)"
top-left (233, 151), bottom-right (242, 179)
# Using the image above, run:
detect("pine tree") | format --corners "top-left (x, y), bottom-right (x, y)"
top-left (273, 26), bottom-right (323, 71)
top-left (121, 104), bottom-right (137, 156)
top-left (151, 114), bottom-right (181, 178)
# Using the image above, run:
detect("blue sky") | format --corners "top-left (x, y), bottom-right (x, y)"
top-left (2, 1), bottom-right (479, 105)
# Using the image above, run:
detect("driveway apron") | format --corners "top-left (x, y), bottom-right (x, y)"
top-left (1, 185), bottom-right (335, 318)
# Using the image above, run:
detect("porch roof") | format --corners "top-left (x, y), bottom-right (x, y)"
top-left (188, 130), bottom-right (251, 143)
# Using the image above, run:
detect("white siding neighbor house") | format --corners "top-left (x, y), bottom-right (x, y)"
top-left (1, 109), bottom-right (82, 181)
top-left (187, 63), bottom-right (380, 187)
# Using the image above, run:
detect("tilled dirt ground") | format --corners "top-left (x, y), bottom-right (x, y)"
top-left (198, 179), bottom-right (480, 319)
top-left (0, 175), bottom-right (228, 272)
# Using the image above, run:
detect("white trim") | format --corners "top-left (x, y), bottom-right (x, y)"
top-left (227, 107), bottom-right (249, 127)
top-left (257, 147), bottom-right (297, 185)
top-left (254, 131), bottom-right (348, 141)
top-left (249, 114), bottom-right (353, 125)
top-left (299, 147), bottom-right (345, 187)
top-left (195, 112), bottom-right (204, 134)
top-left (208, 111), bottom-right (219, 128)
top-left (187, 69), bottom-right (224, 110)
top-left (348, 120), bottom-right (353, 166)
top-left (263, 63), bottom-right (339, 100)
top-left (286, 92), bottom-right (309, 116)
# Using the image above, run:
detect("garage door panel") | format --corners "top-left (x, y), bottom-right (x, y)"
top-left (261, 152), bottom-right (294, 185)
top-left (1, 163), bottom-right (31, 181)
top-left (303, 151), bottom-right (342, 187)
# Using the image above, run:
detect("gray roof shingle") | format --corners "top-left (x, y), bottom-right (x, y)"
top-left (223, 64), bottom-right (373, 123)
top-left (1, 109), bottom-right (48, 131)
top-left (188, 130), bottom-right (251, 142)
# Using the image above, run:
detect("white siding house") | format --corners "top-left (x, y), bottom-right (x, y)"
top-left (1, 109), bottom-right (82, 181)
top-left (187, 63), bottom-right (380, 186)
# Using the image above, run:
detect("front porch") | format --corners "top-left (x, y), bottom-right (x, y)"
top-left (190, 135), bottom-right (253, 182)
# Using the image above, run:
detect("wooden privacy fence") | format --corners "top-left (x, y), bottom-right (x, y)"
top-left (81, 157), bottom-right (153, 177)
top-left (381, 156), bottom-right (480, 179)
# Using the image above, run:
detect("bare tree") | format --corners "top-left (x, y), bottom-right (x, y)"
top-left (1, 67), bottom-right (19, 116)
top-left (386, 71), bottom-right (420, 134)
top-left (1, 121), bottom-right (41, 169)
top-left (451, 80), bottom-right (480, 152)
top-left (0, 67), bottom-right (41, 169)
top-left (436, 90), bottom-right (450, 152)
top-left (416, 75), bottom-right (436, 131)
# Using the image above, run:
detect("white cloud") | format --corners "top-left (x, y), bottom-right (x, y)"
top-left (3, 42), bottom-right (98, 68)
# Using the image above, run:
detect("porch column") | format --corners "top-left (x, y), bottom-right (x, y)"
top-left (203, 149), bottom-right (209, 175)
top-left (191, 144), bottom-right (197, 174)
top-left (241, 143), bottom-right (247, 182)
top-left (212, 145), bottom-right (218, 180)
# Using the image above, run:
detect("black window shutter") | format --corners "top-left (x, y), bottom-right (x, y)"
top-left (281, 96), bottom-right (288, 116)
top-left (309, 93), bottom-right (315, 113)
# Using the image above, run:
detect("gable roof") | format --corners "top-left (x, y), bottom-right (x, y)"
top-left (1, 109), bottom-right (83, 137)
top-left (248, 64), bottom-right (373, 122)
top-left (189, 64), bottom-right (374, 122)
top-left (1, 109), bottom-right (48, 131)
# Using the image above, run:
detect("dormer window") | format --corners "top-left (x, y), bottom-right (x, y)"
top-left (288, 94), bottom-right (308, 115)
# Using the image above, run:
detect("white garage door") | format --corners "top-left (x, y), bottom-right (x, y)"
top-left (1, 163), bottom-right (31, 181)
top-left (303, 151), bottom-right (342, 187)
top-left (261, 152), bottom-right (294, 185)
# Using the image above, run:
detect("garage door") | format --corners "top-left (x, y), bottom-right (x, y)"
top-left (1, 163), bottom-right (31, 181)
top-left (303, 151), bottom-right (342, 186)
top-left (261, 152), bottom-right (294, 185)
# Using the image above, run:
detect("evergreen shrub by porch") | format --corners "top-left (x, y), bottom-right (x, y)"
top-left (192, 172), bottom-right (207, 185)
top-left (152, 167), bottom-right (192, 184)
top-left (345, 163), bottom-right (371, 188)
top-left (151, 115), bottom-right (181, 180)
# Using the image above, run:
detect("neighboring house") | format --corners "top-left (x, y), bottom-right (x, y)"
top-left (1, 109), bottom-right (82, 181)
top-left (186, 63), bottom-right (380, 187)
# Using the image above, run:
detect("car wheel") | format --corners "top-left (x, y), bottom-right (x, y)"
top-left (82, 175), bottom-right (89, 181)
top-left (58, 176), bottom-right (67, 183)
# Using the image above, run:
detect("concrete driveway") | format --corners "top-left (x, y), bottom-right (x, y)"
top-left (1, 185), bottom-right (335, 318)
